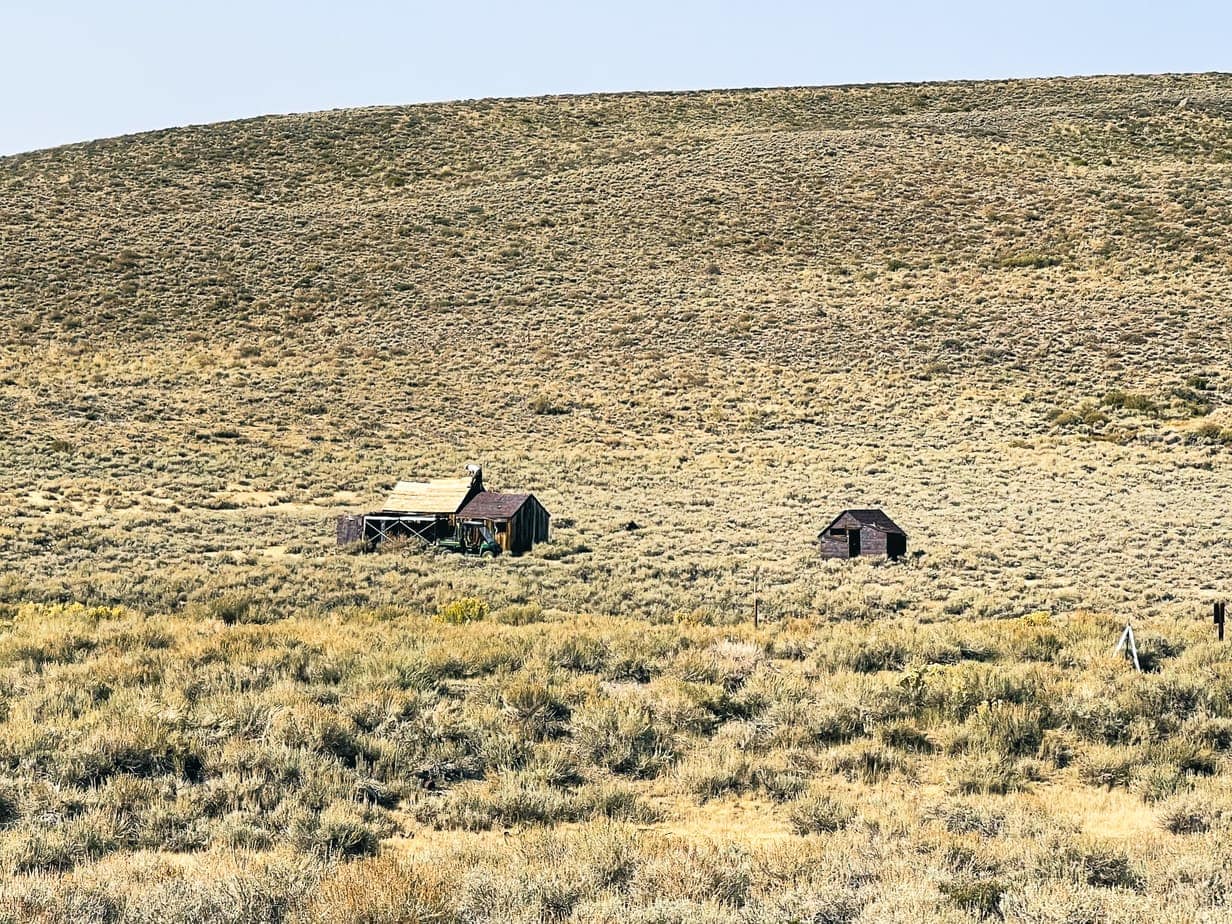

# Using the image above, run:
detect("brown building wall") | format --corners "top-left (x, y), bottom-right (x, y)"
top-left (860, 526), bottom-right (889, 556)
top-left (336, 515), bottom-right (365, 545)
top-left (507, 499), bottom-right (550, 554)
top-left (820, 534), bottom-right (851, 558)
top-left (818, 524), bottom-right (905, 559)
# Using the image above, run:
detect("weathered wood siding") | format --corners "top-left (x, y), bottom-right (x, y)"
top-left (820, 527), bottom-right (888, 559)
top-left (506, 497), bottom-right (551, 554)
top-left (831, 512), bottom-right (863, 531)
top-left (819, 532), bottom-right (851, 558)
top-left (336, 514), bottom-right (365, 545)
top-left (860, 525), bottom-right (889, 556)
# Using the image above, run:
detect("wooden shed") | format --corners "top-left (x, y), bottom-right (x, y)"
top-left (819, 509), bottom-right (907, 560)
top-left (457, 492), bottom-right (551, 554)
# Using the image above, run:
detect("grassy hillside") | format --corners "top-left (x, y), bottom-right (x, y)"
top-left (3, 73), bottom-right (1232, 620)
top-left (3, 74), bottom-right (1232, 920)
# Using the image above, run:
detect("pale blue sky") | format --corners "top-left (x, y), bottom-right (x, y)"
top-left (2, 1), bottom-right (1228, 155)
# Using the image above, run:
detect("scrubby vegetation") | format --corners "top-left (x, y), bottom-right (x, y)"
top-left (0, 603), bottom-right (1230, 920)
top-left (4, 73), bottom-right (1232, 919)
top-left (2, 75), bottom-right (1232, 625)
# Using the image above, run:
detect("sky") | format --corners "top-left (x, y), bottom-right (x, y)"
top-left (1, 1), bottom-right (1228, 155)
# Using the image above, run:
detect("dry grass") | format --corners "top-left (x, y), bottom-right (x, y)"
top-left (2, 75), bottom-right (1232, 622)
top-left (0, 604), bottom-right (1230, 919)
top-left (3, 73), bottom-right (1232, 919)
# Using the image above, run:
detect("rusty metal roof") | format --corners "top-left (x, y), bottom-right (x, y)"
top-left (822, 509), bottom-right (905, 534)
top-left (459, 491), bottom-right (536, 520)
top-left (382, 474), bottom-right (479, 514)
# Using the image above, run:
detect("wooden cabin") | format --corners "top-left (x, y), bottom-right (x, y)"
top-left (819, 509), bottom-right (907, 560)
top-left (457, 492), bottom-right (551, 554)
top-left (359, 465), bottom-right (485, 545)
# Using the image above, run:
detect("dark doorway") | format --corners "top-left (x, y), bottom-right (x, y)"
top-left (887, 533), bottom-right (906, 560)
top-left (848, 529), bottom-right (861, 557)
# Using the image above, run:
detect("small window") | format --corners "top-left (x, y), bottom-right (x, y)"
top-left (495, 522), bottom-right (508, 533)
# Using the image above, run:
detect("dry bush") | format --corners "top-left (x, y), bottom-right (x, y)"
top-left (786, 793), bottom-right (856, 834)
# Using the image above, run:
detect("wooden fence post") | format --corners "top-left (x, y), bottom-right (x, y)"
top-left (752, 568), bottom-right (760, 628)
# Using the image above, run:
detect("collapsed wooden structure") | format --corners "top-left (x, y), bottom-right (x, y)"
top-left (336, 465), bottom-right (551, 555)
top-left (818, 509), bottom-right (907, 560)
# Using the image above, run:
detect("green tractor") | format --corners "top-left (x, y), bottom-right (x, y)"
top-left (437, 520), bottom-right (501, 557)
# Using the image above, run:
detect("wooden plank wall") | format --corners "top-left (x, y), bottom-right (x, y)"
top-left (819, 525), bottom-right (901, 558)
top-left (532, 503), bottom-right (551, 543)
top-left (336, 514), bottom-right (365, 545)
top-left (860, 526), bottom-right (889, 556)
top-left (819, 533), bottom-right (851, 558)
top-left (507, 499), bottom-right (551, 554)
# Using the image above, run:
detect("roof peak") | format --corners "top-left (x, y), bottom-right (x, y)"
top-left (382, 468), bottom-right (484, 514)
top-left (460, 491), bottom-right (539, 519)
top-left (824, 508), bottom-right (905, 534)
